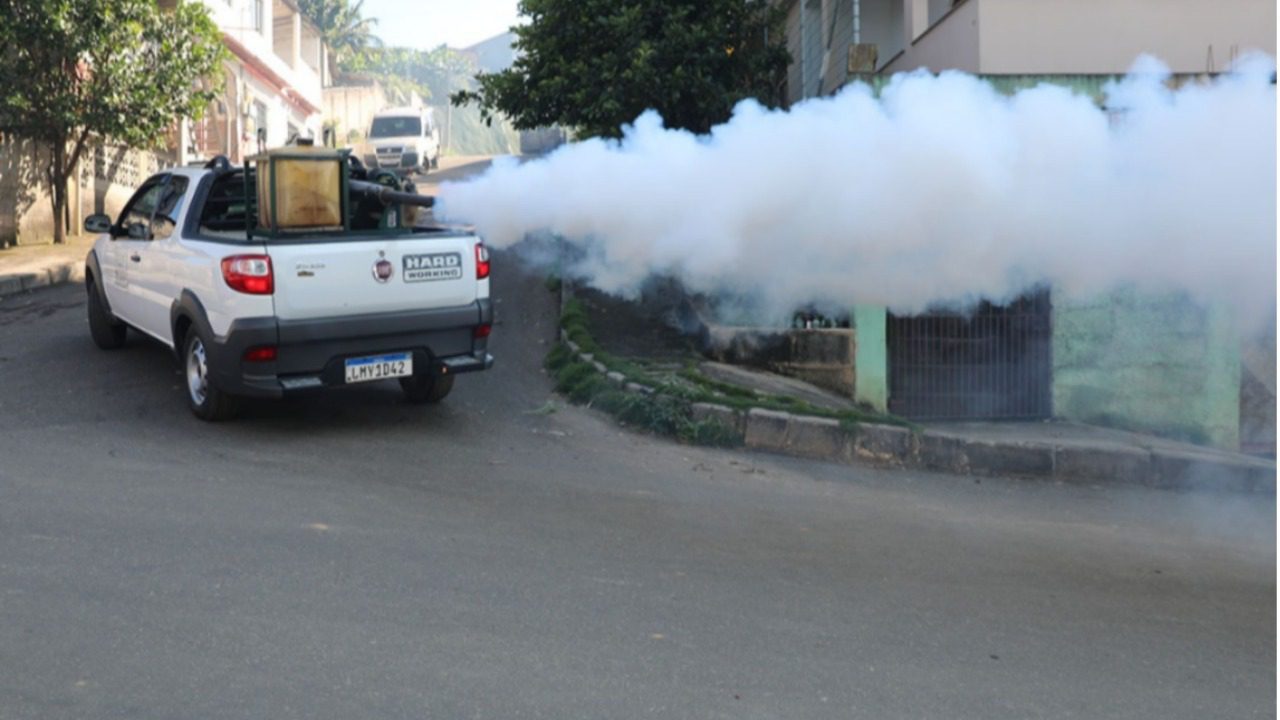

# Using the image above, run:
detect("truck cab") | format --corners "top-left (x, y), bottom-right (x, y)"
top-left (362, 107), bottom-right (441, 176)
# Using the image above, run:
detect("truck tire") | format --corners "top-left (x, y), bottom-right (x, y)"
top-left (400, 373), bottom-right (454, 404)
top-left (87, 279), bottom-right (127, 349)
top-left (184, 329), bottom-right (238, 421)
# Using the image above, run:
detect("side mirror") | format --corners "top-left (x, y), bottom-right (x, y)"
top-left (126, 222), bottom-right (150, 240)
top-left (84, 214), bottom-right (112, 234)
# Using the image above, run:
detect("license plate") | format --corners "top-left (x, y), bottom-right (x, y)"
top-left (344, 352), bottom-right (413, 384)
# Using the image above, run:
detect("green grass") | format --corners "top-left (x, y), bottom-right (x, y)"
top-left (545, 351), bottom-right (741, 447)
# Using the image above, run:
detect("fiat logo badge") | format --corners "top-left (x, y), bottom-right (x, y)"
top-left (373, 258), bottom-right (394, 283)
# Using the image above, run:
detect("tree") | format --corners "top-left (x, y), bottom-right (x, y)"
top-left (452, 0), bottom-right (790, 139)
top-left (297, 0), bottom-right (381, 77)
top-left (0, 0), bottom-right (225, 243)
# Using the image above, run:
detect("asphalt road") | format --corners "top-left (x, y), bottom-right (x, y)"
top-left (0, 251), bottom-right (1274, 719)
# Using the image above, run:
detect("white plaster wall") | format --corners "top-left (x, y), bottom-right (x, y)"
top-left (978, 0), bottom-right (1276, 74)
top-left (883, 0), bottom-right (980, 73)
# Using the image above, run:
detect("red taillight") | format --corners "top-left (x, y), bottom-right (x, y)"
top-left (475, 242), bottom-right (490, 280)
top-left (474, 323), bottom-right (492, 339)
top-left (243, 345), bottom-right (278, 362)
top-left (221, 255), bottom-right (273, 295)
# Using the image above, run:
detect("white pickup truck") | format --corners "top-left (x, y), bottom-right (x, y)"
top-left (82, 157), bottom-right (493, 421)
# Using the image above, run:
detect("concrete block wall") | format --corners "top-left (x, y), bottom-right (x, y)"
top-left (323, 82), bottom-right (388, 144)
top-left (0, 137), bottom-right (53, 248)
top-left (1052, 289), bottom-right (1241, 449)
top-left (1, 138), bottom-right (167, 247)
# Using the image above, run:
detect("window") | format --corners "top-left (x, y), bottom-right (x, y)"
top-left (199, 170), bottom-right (254, 234)
top-left (116, 176), bottom-right (168, 239)
top-left (150, 177), bottom-right (190, 240)
top-left (252, 0), bottom-right (263, 32)
top-left (369, 116), bottom-right (422, 139)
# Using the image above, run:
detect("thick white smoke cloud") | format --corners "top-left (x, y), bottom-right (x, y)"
top-left (438, 55), bottom-right (1276, 326)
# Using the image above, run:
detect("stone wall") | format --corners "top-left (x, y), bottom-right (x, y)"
top-left (705, 325), bottom-right (857, 399)
top-left (1053, 289), bottom-right (1241, 449)
top-left (78, 142), bottom-right (169, 223)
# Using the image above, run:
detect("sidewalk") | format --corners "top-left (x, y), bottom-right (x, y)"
top-left (0, 235), bottom-right (93, 298)
top-left (714, 399), bottom-right (1276, 495)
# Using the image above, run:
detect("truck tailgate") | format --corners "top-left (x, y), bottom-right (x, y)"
top-left (267, 234), bottom-right (478, 321)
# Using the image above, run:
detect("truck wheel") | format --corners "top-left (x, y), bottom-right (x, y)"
top-left (87, 280), bottom-right (127, 349)
top-left (184, 330), bottom-right (238, 421)
top-left (400, 373), bottom-right (454, 404)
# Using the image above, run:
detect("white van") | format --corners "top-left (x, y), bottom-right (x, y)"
top-left (362, 107), bottom-right (441, 176)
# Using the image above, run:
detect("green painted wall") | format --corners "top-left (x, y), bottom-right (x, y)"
top-left (853, 305), bottom-right (888, 412)
top-left (1052, 289), bottom-right (1240, 449)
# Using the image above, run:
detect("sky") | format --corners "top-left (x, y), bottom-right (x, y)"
top-left (361, 0), bottom-right (522, 51)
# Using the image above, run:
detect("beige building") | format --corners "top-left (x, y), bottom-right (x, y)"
top-left (323, 76), bottom-right (428, 148)
top-left (323, 77), bottom-right (389, 146)
top-left (176, 0), bottom-right (330, 163)
top-left (780, 0), bottom-right (1277, 102)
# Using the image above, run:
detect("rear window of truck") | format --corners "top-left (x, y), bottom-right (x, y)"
top-left (199, 170), bottom-right (253, 234)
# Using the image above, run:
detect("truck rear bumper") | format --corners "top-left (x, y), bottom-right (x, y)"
top-left (206, 300), bottom-right (493, 398)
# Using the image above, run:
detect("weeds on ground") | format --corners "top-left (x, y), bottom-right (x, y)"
top-left (559, 299), bottom-right (654, 379)
top-left (546, 348), bottom-right (740, 447)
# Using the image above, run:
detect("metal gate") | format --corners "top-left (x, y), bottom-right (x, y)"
top-left (887, 290), bottom-right (1052, 421)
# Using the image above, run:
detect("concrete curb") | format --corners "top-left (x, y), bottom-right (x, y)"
top-left (0, 260), bottom-right (84, 299)
top-left (740, 402), bottom-right (1273, 493)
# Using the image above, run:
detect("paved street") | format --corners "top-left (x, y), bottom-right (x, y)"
top-left (0, 252), bottom-right (1274, 718)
